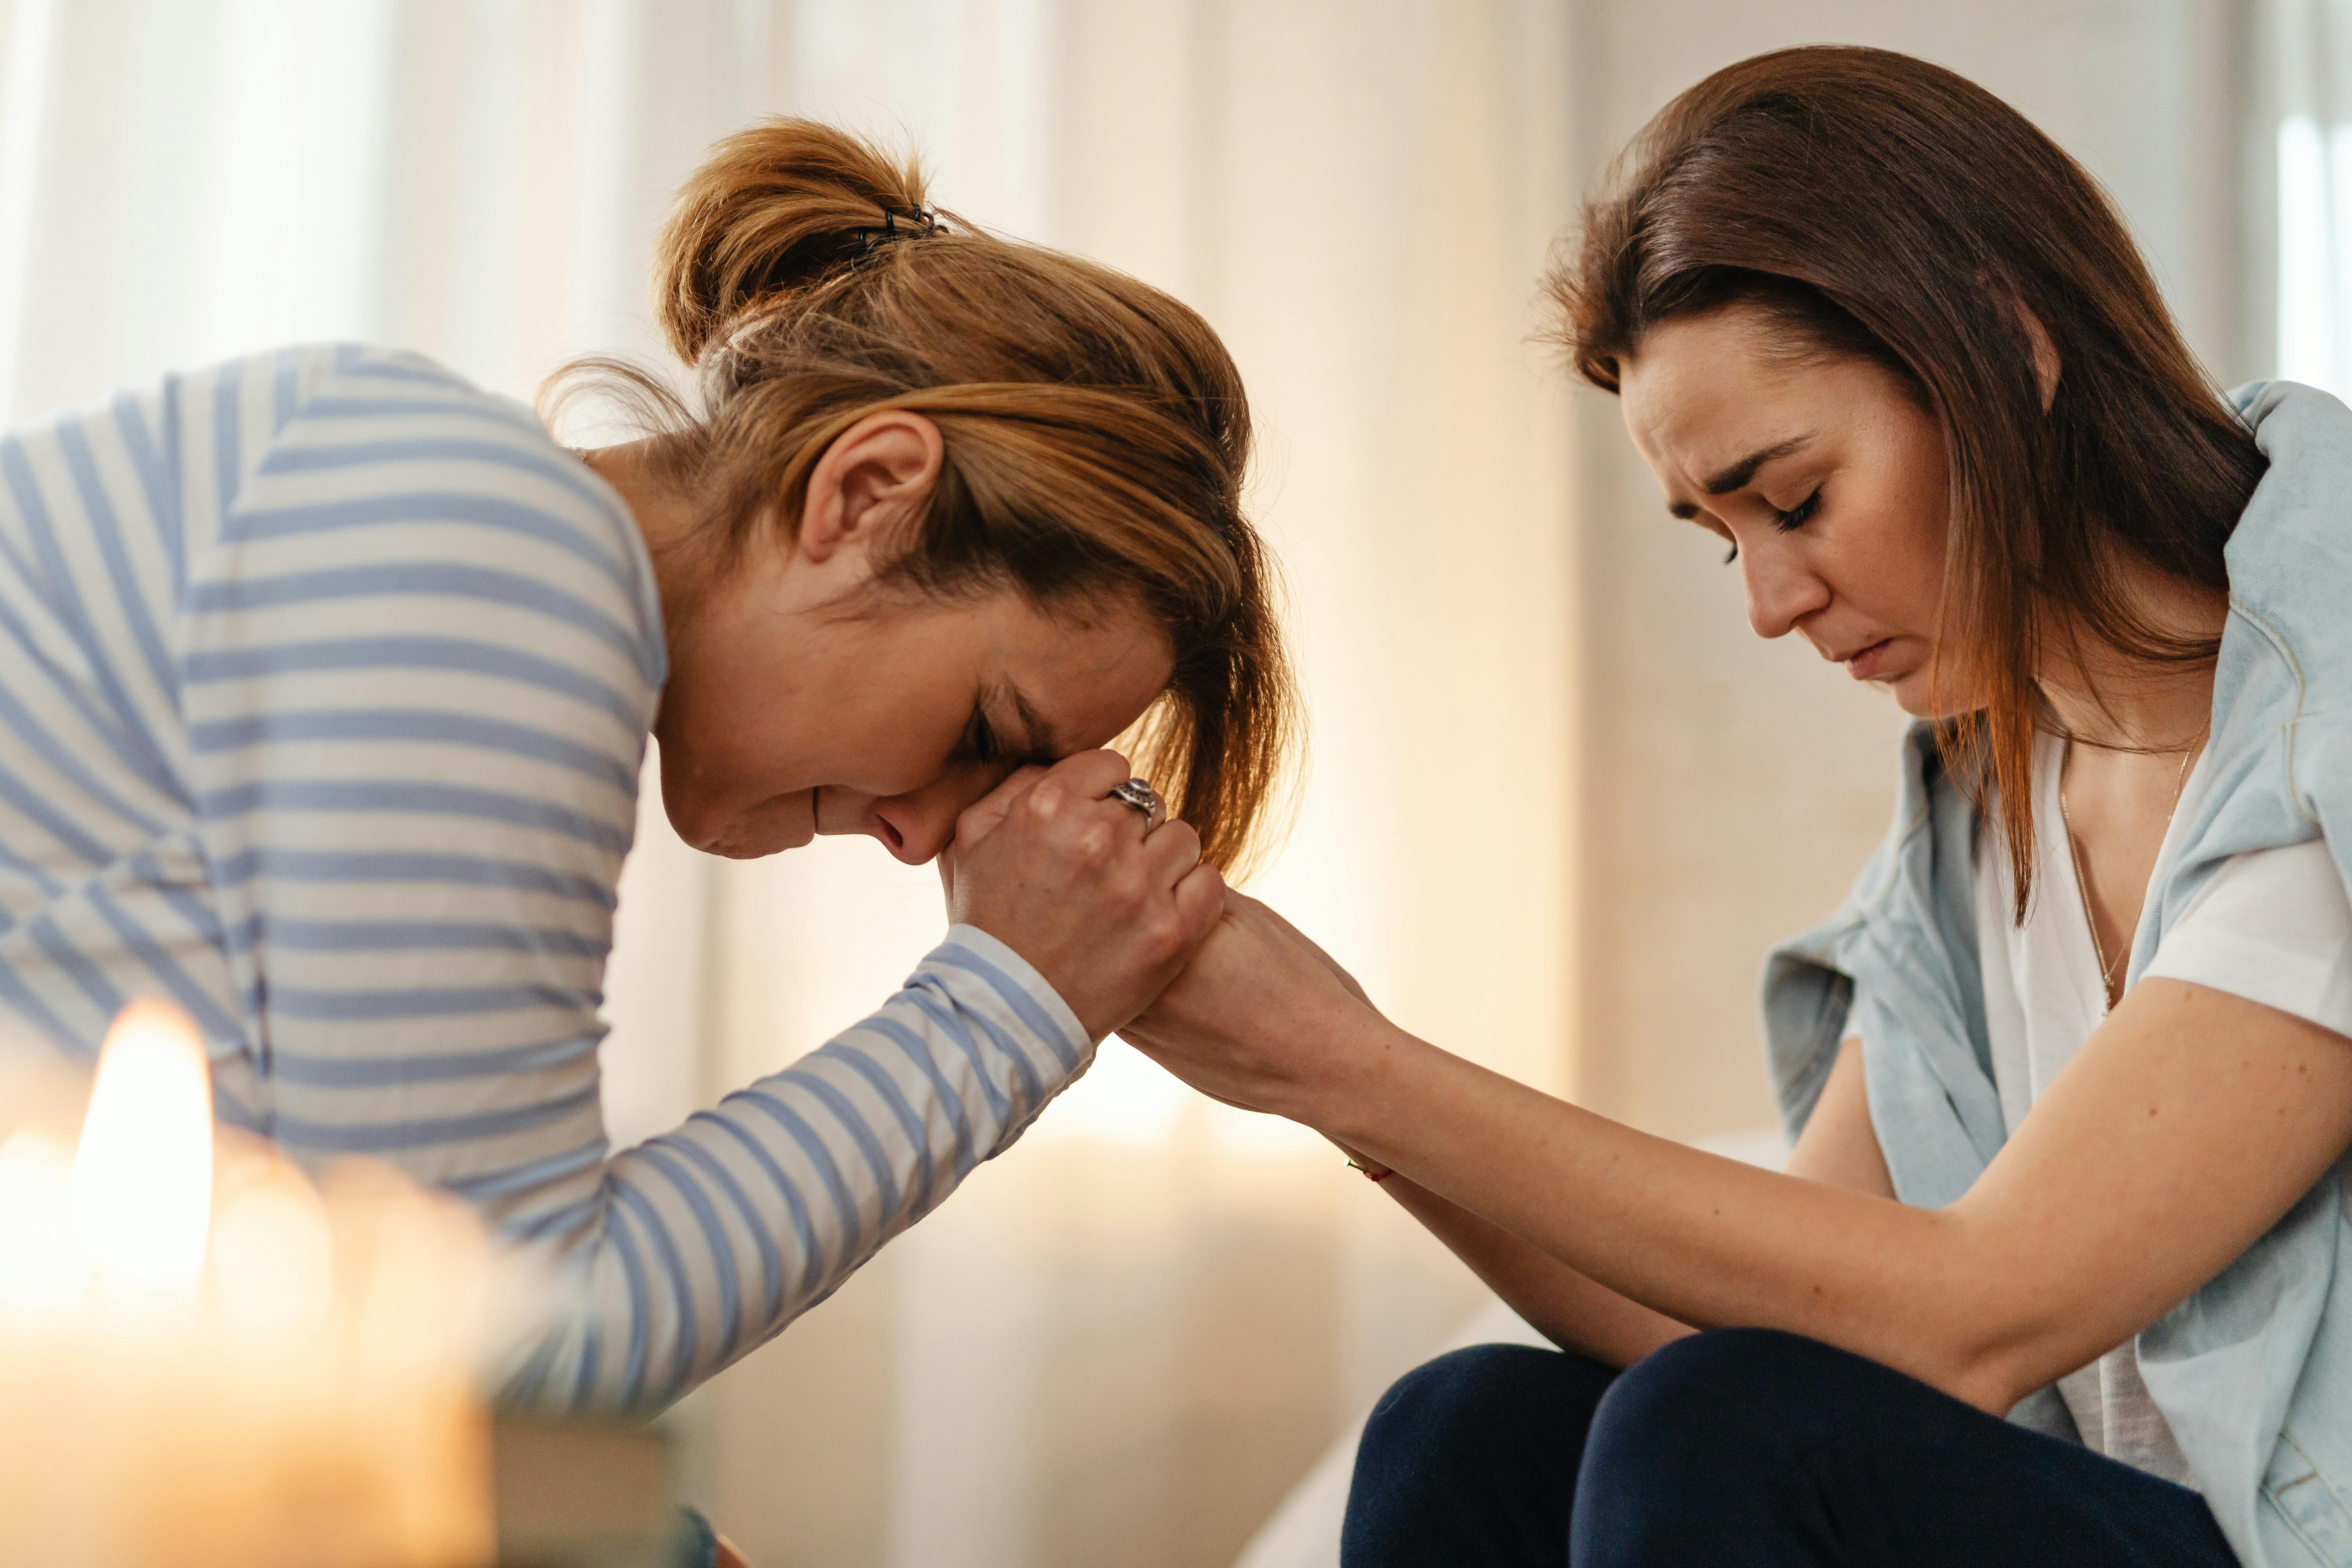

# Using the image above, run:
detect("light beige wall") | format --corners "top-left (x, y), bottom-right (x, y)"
top-left (1565, 0), bottom-right (2251, 1142)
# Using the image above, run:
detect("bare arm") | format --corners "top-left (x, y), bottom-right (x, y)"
top-left (1366, 1034), bottom-right (1891, 1366)
top-left (1781, 1035), bottom-right (1897, 1197)
top-left (1374, 1173), bottom-right (1692, 1366)
top-left (1127, 898), bottom-right (2352, 1414)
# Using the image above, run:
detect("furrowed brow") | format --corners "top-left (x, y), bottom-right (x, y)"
top-left (1703, 435), bottom-right (1812, 496)
top-left (1666, 433), bottom-right (1815, 522)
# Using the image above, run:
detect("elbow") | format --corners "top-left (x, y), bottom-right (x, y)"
top-left (1888, 1285), bottom-right (2045, 1416)
top-left (1911, 1298), bottom-right (2052, 1418)
top-left (1901, 1214), bottom-right (2053, 1417)
top-left (1935, 1347), bottom-right (2035, 1419)
top-left (1870, 1336), bottom-right (2028, 1417)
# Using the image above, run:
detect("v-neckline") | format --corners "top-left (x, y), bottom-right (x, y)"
top-left (2037, 730), bottom-right (2210, 1016)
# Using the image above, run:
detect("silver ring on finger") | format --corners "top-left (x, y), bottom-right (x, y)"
top-left (1108, 777), bottom-right (1163, 831)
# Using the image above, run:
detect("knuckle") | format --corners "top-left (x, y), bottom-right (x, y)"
top-left (1139, 920), bottom-right (1183, 965)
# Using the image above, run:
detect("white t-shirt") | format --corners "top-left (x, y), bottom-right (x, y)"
top-left (1969, 731), bottom-right (2352, 1484)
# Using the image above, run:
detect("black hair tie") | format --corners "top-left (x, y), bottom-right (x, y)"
top-left (855, 205), bottom-right (946, 253)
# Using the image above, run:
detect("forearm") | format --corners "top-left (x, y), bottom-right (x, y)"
top-left (505, 925), bottom-right (1090, 1411)
top-left (1306, 1020), bottom-right (2018, 1409)
top-left (1302, 987), bottom-right (2352, 1417)
top-left (1379, 1173), bottom-right (1691, 1367)
top-left (1137, 901), bottom-right (2352, 1416)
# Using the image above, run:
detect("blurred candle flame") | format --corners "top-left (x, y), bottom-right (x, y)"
top-left (211, 1167), bottom-right (335, 1345)
top-left (0, 1128), bottom-right (91, 1312)
top-left (70, 997), bottom-right (215, 1291)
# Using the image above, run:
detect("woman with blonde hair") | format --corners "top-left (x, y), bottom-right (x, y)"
top-left (0, 118), bottom-right (1289, 1410)
top-left (1129, 46), bottom-right (2352, 1568)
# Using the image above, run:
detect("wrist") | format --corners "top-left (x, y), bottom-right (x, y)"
top-left (940, 923), bottom-right (1095, 1050)
top-left (1279, 1010), bottom-right (1417, 1144)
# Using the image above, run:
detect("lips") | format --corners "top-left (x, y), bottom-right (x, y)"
top-left (1842, 638), bottom-right (1896, 681)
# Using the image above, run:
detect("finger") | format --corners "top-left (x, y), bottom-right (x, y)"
top-left (1018, 751), bottom-right (1138, 839)
top-left (1171, 860), bottom-right (1227, 943)
top-left (1094, 780), bottom-right (1161, 844)
top-left (954, 763), bottom-right (1051, 849)
top-left (1118, 783), bottom-right (1169, 843)
top-left (1042, 748), bottom-right (1132, 801)
top-left (1141, 818), bottom-right (1203, 889)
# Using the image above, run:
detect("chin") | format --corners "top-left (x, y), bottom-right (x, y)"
top-left (1887, 670), bottom-right (1965, 721)
top-left (697, 821), bottom-right (816, 859)
top-left (668, 796), bottom-right (819, 859)
top-left (699, 836), bottom-right (778, 860)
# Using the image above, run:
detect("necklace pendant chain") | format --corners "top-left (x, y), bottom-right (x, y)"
top-left (2057, 730), bottom-right (2207, 1011)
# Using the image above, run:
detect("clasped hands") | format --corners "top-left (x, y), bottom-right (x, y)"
top-left (937, 750), bottom-right (1391, 1138)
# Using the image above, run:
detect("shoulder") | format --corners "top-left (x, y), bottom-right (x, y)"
top-left (186, 344), bottom-right (665, 703)
top-left (2147, 838), bottom-right (2352, 1041)
top-left (2221, 381), bottom-right (2352, 721)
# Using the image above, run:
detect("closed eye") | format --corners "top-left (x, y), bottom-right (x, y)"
top-left (1772, 491), bottom-right (1821, 532)
top-left (1722, 490), bottom-right (1820, 565)
top-left (956, 707), bottom-right (1002, 766)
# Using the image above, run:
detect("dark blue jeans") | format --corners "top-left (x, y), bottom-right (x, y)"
top-left (1343, 1329), bottom-right (2241, 1567)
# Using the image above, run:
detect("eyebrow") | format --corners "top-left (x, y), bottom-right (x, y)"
top-left (1666, 434), bottom-right (1814, 519)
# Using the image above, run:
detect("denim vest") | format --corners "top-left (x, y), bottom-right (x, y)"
top-left (1763, 382), bottom-right (2352, 1568)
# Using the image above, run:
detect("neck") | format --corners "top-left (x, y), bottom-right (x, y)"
top-left (580, 440), bottom-right (709, 636)
top-left (2033, 557), bottom-right (2226, 755)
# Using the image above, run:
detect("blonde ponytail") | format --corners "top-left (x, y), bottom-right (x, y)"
top-left (654, 120), bottom-right (936, 362)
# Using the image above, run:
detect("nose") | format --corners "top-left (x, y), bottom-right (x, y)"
top-left (865, 773), bottom-right (990, 865)
top-left (1740, 532), bottom-right (1831, 641)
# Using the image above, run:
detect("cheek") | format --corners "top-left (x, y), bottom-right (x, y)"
top-left (1885, 420), bottom-right (1953, 610)
top-left (1826, 480), bottom-right (1947, 629)
top-left (675, 672), bottom-right (967, 802)
top-left (829, 690), bottom-right (971, 797)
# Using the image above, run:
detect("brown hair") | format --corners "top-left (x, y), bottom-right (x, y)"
top-left (1547, 46), bottom-right (2264, 916)
top-left (553, 118), bottom-right (1293, 872)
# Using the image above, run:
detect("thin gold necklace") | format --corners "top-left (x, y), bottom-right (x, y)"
top-left (2057, 732), bottom-right (2203, 1009)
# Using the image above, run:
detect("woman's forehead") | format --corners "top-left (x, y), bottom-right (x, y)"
top-left (989, 595), bottom-right (1173, 739)
top-left (1620, 317), bottom-right (1878, 490)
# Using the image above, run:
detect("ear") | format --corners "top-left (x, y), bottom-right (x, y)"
top-left (2013, 300), bottom-right (2061, 412)
top-left (1975, 269), bottom-right (2062, 412)
top-left (796, 409), bottom-right (945, 565)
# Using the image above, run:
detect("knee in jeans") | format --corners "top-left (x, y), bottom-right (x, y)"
top-left (1361, 1344), bottom-right (1550, 1463)
top-left (1591, 1329), bottom-right (1828, 1470)
top-left (1364, 1354), bottom-right (1581, 1486)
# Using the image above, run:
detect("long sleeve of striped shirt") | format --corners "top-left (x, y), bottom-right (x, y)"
top-left (0, 344), bottom-right (1097, 1409)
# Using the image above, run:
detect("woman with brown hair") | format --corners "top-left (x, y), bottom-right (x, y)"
top-left (1125, 46), bottom-right (2352, 1568)
top-left (0, 119), bottom-right (1289, 1410)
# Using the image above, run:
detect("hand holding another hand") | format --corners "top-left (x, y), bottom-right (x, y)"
top-left (1119, 891), bottom-right (1391, 1125)
top-left (940, 750), bottom-right (1224, 1041)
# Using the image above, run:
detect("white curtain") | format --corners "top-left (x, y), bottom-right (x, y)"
top-left (0, 4), bottom-right (1577, 1563)
top-left (2268, 0), bottom-right (2352, 393)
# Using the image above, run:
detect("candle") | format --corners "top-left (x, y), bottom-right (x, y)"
top-left (0, 1001), bottom-right (498, 1568)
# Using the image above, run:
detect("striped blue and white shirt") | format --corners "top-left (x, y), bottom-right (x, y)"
top-left (0, 344), bottom-right (1095, 1408)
